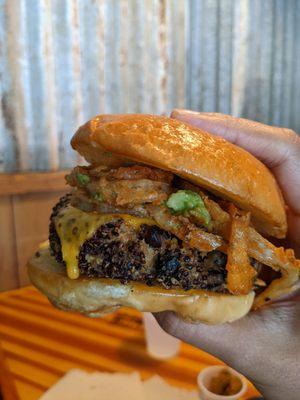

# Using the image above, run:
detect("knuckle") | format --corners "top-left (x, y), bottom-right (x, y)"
top-left (279, 128), bottom-right (300, 152)
top-left (281, 128), bottom-right (299, 143)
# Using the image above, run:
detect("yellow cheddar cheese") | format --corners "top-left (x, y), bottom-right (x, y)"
top-left (55, 206), bottom-right (155, 279)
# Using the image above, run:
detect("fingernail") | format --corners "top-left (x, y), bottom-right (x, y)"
top-left (171, 109), bottom-right (198, 118)
top-left (171, 109), bottom-right (217, 120)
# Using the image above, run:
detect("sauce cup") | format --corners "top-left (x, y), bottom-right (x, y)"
top-left (197, 365), bottom-right (247, 400)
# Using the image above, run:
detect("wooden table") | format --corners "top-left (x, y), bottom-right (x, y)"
top-left (0, 287), bottom-right (259, 399)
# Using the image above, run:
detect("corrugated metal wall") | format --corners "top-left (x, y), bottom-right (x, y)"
top-left (0, 0), bottom-right (299, 172)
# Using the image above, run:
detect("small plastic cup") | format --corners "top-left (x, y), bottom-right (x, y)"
top-left (197, 365), bottom-right (247, 400)
top-left (142, 312), bottom-right (180, 359)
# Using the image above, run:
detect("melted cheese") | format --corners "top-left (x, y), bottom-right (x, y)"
top-left (55, 206), bottom-right (155, 279)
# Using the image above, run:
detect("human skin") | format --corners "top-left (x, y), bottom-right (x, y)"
top-left (155, 110), bottom-right (300, 400)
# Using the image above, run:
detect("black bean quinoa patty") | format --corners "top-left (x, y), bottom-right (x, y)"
top-left (49, 196), bottom-right (229, 292)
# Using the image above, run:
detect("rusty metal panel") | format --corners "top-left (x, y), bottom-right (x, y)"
top-left (0, 0), bottom-right (299, 172)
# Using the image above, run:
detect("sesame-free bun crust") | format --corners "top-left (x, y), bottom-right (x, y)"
top-left (72, 114), bottom-right (287, 238)
top-left (28, 248), bottom-right (255, 325)
top-left (71, 114), bottom-right (145, 167)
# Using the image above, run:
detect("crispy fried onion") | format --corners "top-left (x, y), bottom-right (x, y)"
top-left (90, 178), bottom-right (171, 206)
top-left (149, 194), bottom-right (300, 307)
top-left (147, 205), bottom-right (225, 252)
top-left (248, 232), bottom-right (300, 308)
top-left (187, 188), bottom-right (300, 307)
top-left (226, 205), bottom-right (256, 295)
top-left (203, 193), bottom-right (300, 307)
top-left (71, 189), bottom-right (149, 216)
top-left (67, 165), bottom-right (172, 207)
top-left (71, 165), bottom-right (173, 183)
top-left (106, 165), bottom-right (173, 183)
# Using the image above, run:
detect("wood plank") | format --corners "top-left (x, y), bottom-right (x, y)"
top-left (14, 380), bottom-right (42, 400)
top-left (2, 295), bottom-right (145, 342)
top-left (0, 342), bottom-right (19, 400)
top-left (0, 171), bottom-right (69, 196)
top-left (12, 191), bottom-right (66, 286)
top-left (0, 324), bottom-right (134, 379)
top-left (7, 358), bottom-right (60, 390)
top-left (2, 341), bottom-right (92, 376)
top-left (0, 197), bottom-right (19, 291)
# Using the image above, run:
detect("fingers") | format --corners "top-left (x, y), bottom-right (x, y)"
top-left (171, 109), bottom-right (300, 217)
top-left (154, 305), bottom-right (298, 381)
top-left (154, 311), bottom-right (256, 367)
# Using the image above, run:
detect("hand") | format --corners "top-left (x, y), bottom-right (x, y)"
top-left (155, 110), bottom-right (300, 400)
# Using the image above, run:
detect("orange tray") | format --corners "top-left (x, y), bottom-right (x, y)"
top-left (0, 286), bottom-right (259, 399)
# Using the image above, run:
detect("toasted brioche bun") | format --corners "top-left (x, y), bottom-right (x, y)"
top-left (71, 114), bottom-right (286, 239)
top-left (27, 247), bottom-right (255, 325)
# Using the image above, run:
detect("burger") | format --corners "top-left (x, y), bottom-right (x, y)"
top-left (27, 114), bottom-right (300, 324)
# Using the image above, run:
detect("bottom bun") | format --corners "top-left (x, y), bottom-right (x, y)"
top-left (27, 247), bottom-right (255, 324)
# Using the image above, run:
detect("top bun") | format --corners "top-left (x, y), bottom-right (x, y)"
top-left (71, 114), bottom-right (287, 239)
